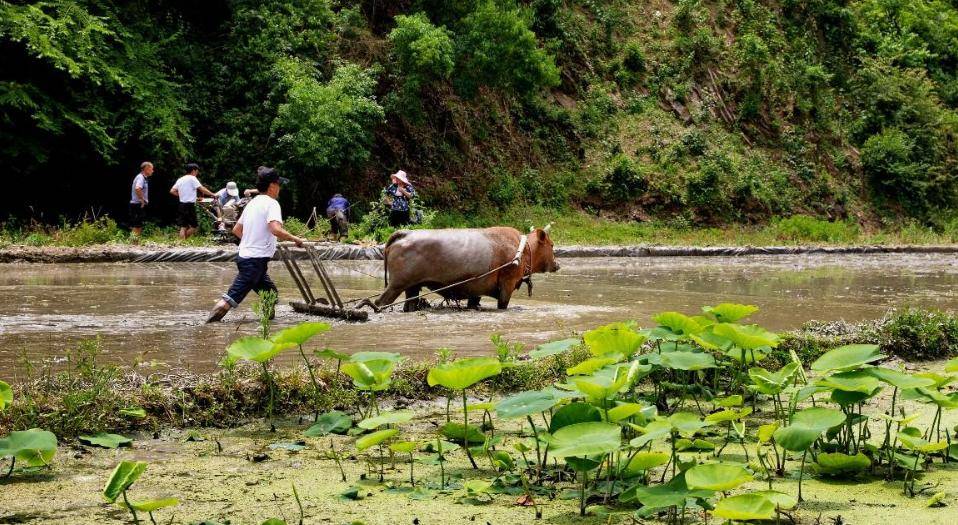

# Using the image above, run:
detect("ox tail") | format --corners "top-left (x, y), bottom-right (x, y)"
top-left (382, 230), bottom-right (409, 286)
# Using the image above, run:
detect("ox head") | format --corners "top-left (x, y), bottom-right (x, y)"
top-left (530, 223), bottom-right (559, 273)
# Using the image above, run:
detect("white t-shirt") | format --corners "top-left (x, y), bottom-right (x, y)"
top-left (238, 194), bottom-right (283, 258)
top-left (172, 175), bottom-right (201, 203)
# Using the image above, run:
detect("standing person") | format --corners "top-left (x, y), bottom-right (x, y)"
top-left (383, 170), bottom-right (416, 227)
top-left (170, 163), bottom-right (215, 239)
top-left (129, 161), bottom-right (153, 238)
top-left (206, 167), bottom-right (305, 323)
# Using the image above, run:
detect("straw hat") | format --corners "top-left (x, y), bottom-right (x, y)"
top-left (226, 181), bottom-right (239, 197)
top-left (391, 170), bottom-right (410, 186)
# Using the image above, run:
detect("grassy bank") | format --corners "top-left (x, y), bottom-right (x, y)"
top-left (3, 211), bottom-right (958, 249)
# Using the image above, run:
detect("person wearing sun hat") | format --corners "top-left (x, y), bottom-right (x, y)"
top-left (383, 169), bottom-right (416, 227)
top-left (215, 181), bottom-right (241, 207)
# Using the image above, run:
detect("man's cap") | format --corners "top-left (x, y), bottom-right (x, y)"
top-left (256, 167), bottom-right (289, 187)
top-left (225, 181), bottom-right (239, 197)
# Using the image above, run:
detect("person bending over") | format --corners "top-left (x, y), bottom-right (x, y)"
top-left (207, 167), bottom-right (305, 323)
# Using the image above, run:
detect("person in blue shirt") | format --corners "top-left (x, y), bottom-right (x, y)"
top-left (382, 170), bottom-right (416, 227)
top-left (326, 193), bottom-right (350, 240)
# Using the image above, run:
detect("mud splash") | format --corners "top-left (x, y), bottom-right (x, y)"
top-left (2, 253), bottom-right (957, 374)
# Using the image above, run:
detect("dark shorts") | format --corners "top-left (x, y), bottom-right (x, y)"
top-left (389, 209), bottom-right (410, 227)
top-left (129, 203), bottom-right (146, 228)
top-left (222, 257), bottom-right (277, 307)
top-left (177, 202), bottom-right (198, 228)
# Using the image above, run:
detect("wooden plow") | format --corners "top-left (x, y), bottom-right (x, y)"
top-left (276, 242), bottom-right (369, 322)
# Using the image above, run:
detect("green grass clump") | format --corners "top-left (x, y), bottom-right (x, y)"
top-left (880, 307), bottom-right (958, 361)
top-left (769, 215), bottom-right (860, 243)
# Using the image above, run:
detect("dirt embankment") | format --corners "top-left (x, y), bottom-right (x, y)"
top-left (2, 243), bottom-right (958, 263)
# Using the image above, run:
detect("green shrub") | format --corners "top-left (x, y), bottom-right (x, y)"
top-left (770, 215), bottom-right (859, 243)
top-left (388, 13), bottom-right (455, 89)
top-left (57, 217), bottom-right (124, 246)
top-left (601, 154), bottom-right (648, 201)
top-left (880, 307), bottom-right (958, 360)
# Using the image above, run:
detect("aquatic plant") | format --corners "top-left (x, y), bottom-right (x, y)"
top-left (0, 428), bottom-right (57, 478)
top-left (225, 336), bottom-right (296, 430)
top-left (0, 380), bottom-right (11, 411)
top-left (103, 460), bottom-right (178, 525)
top-left (427, 357), bottom-right (502, 469)
top-left (272, 321), bottom-right (331, 420)
top-left (340, 352), bottom-right (404, 418)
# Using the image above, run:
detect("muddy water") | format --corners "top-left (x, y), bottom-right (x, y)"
top-left (1, 253), bottom-right (957, 375)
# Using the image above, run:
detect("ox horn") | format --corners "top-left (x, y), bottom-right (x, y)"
top-left (529, 226), bottom-right (535, 233)
top-left (543, 222), bottom-right (553, 233)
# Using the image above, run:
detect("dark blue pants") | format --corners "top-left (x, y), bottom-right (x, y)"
top-left (222, 257), bottom-right (276, 307)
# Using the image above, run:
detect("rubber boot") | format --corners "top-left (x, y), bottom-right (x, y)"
top-left (206, 300), bottom-right (231, 323)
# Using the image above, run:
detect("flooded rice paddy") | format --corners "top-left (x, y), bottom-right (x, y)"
top-left (1, 253), bottom-right (957, 375)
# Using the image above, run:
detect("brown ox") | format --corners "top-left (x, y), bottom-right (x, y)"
top-left (368, 227), bottom-right (559, 311)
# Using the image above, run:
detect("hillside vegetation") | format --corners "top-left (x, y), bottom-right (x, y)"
top-left (2, 0), bottom-right (957, 228)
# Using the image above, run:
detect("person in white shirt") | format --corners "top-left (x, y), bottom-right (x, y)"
top-left (207, 166), bottom-right (305, 323)
top-left (129, 161), bottom-right (153, 238)
top-left (169, 163), bottom-right (215, 239)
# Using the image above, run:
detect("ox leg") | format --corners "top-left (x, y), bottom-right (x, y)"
top-left (373, 283), bottom-right (405, 310)
top-left (403, 286), bottom-right (423, 312)
top-left (467, 296), bottom-right (481, 309)
top-left (496, 284), bottom-right (515, 310)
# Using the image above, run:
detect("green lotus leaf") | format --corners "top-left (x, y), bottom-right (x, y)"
top-left (669, 412), bottom-right (706, 437)
top-left (685, 463), bottom-right (753, 491)
top-left (675, 438), bottom-right (716, 451)
top-left (79, 432), bottom-right (132, 449)
top-left (757, 422), bottom-right (779, 444)
top-left (226, 337), bottom-right (295, 364)
top-left (865, 367), bottom-right (936, 389)
top-left (0, 380), bottom-right (11, 411)
top-left (358, 410), bottom-right (414, 430)
top-left (567, 356), bottom-right (621, 375)
top-left (607, 402), bottom-right (654, 423)
top-left (620, 451), bottom-right (670, 477)
top-left (0, 428), bottom-right (58, 467)
top-left (713, 323), bottom-right (780, 350)
top-left (702, 303), bottom-right (759, 323)
top-left (816, 452), bottom-right (871, 476)
top-left (571, 363), bottom-right (637, 402)
top-left (752, 490), bottom-right (797, 510)
top-left (660, 350), bottom-right (716, 371)
top-left (271, 321), bottom-right (330, 345)
top-left (639, 326), bottom-right (683, 342)
top-left (713, 493), bottom-right (776, 521)
top-left (810, 344), bottom-right (884, 373)
top-left (830, 388), bottom-right (879, 406)
top-left (689, 327), bottom-right (732, 351)
top-left (899, 434), bottom-right (949, 454)
top-left (440, 422), bottom-right (485, 444)
top-left (126, 498), bottom-right (180, 512)
top-left (773, 407), bottom-right (845, 451)
top-left (547, 421), bottom-right (622, 459)
top-left (549, 402), bottom-right (601, 433)
top-left (103, 460), bottom-right (148, 503)
top-left (620, 472), bottom-right (713, 507)
top-left (341, 352), bottom-right (403, 391)
top-left (914, 372), bottom-right (957, 389)
top-left (529, 338), bottom-right (581, 360)
top-left (119, 407), bottom-right (146, 419)
top-left (389, 441), bottom-right (417, 454)
top-left (748, 362), bottom-right (799, 395)
top-left (652, 312), bottom-right (703, 337)
top-left (427, 357), bottom-right (502, 391)
top-left (495, 390), bottom-right (559, 419)
top-left (583, 322), bottom-right (646, 358)
top-left (704, 407), bottom-right (752, 425)
top-left (313, 348), bottom-right (349, 361)
top-left (817, 369), bottom-right (884, 394)
top-left (714, 395), bottom-right (743, 407)
top-left (304, 410), bottom-right (352, 437)
top-left (355, 428), bottom-right (398, 451)
top-left (629, 419), bottom-right (672, 448)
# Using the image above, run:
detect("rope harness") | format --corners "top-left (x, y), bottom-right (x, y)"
top-left (357, 234), bottom-right (532, 312)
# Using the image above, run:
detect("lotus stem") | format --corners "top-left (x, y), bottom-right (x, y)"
top-left (526, 415), bottom-right (542, 471)
top-left (260, 362), bottom-right (274, 431)
top-left (579, 469), bottom-right (588, 516)
top-left (4, 457), bottom-right (13, 478)
top-left (297, 344), bottom-right (322, 422)
top-left (463, 390), bottom-right (478, 469)
top-left (148, 511), bottom-right (158, 525)
top-left (122, 490), bottom-right (140, 524)
top-left (798, 450), bottom-right (808, 502)
top-left (292, 482), bottom-right (304, 525)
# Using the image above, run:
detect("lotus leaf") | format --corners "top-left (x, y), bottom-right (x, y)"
top-left (549, 402), bottom-right (601, 432)
top-left (355, 429), bottom-right (399, 451)
top-left (713, 323), bottom-right (780, 350)
top-left (752, 490), bottom-right (797, 510)
top-left (547, 422), bottom-right (622, 459)
top-left (816, 452), bottom-right (871, 475)
top-left (713, 493), bottom-right (775, 521)
top-left (271, 322), bottom-right (330, 345)
top-left (757, 422), bottom-right (779, 444)
top-left (621, 451), bottom-right (670, 476)
top-left (607, 402), bottom-right (654, 423)
top-left (904, 387), bottom-right (958, 408)
top-left (389, 441), bottom-right (417, 454)
top-left (358, 410), bottom-right (414, 429)
top-left (119, 407), bottom-right (146, 419)
top-left (810, 344), bottom-right (884, 372)
top-left (686, 463), bottom-right (753, 491)
top-left (0, 380), bottom-right (11, 411)
top-left (583, 322), bottom-right (646, 357)
top-left (495, 390), bottom-right (559, 419)
top-left (894, 452), bottom-right (924, 472)
top-left (702, 303), bottom-right (759, 323)
top-left (866, 367), bottom-right (936, 389)
top-left (79, 432), bottom-right (132, 449)
top-left (652, 312), bottom-right (703, 337)
top-left (304, 411), bottom-right (352, 437)
top-left (899, 434), bottom-right (949, 454)
top-left (341, 352), bottom-right (402, 391)
top-left (773, 407), bottom-right (845, 451)
top-left (620, 472), bottom-right (713, 507)
top-left (714, 395), bottom-right (743, 407)
top-left (313, 348), bottom-right (349, 361)
top-left (103, 460), bottom-right (148, 502)
top-left (704, 407), bottom-right (752, 425)
top-left (749, 362), bottom-right (799, 395)
top-left (639, 326), bottom-right (684, 342)
top-left (817, 369), bottom-right (883, 394)
top-left (675, 438), bottom-right (716, 451)
top-left (126, 498), bottom-right (180, 512)
top-left (440, 422), bottom-right (485, 444)
top-left (572, 361), bottom-right (647, 402)
top-left (660, 350), bottom-right (716, 371)
top-left (567, 356), bottom-right (621, 375)
top-left (0, 428), bottom-right (58, 467)
top-left (529, 337), bottom-right (581, 360)
top-left (669, 412), bottom-right (707, 437)
top-left (629, 419), bottom-right (672, 448)
top-left (689, 328), bottom-right (732, 351)
top-left (226, 337), bottom-right (295, 363)
top-left (914, 372), bottom-right (957, 389)
top-left (427, 357), bottom-right (502, 390)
